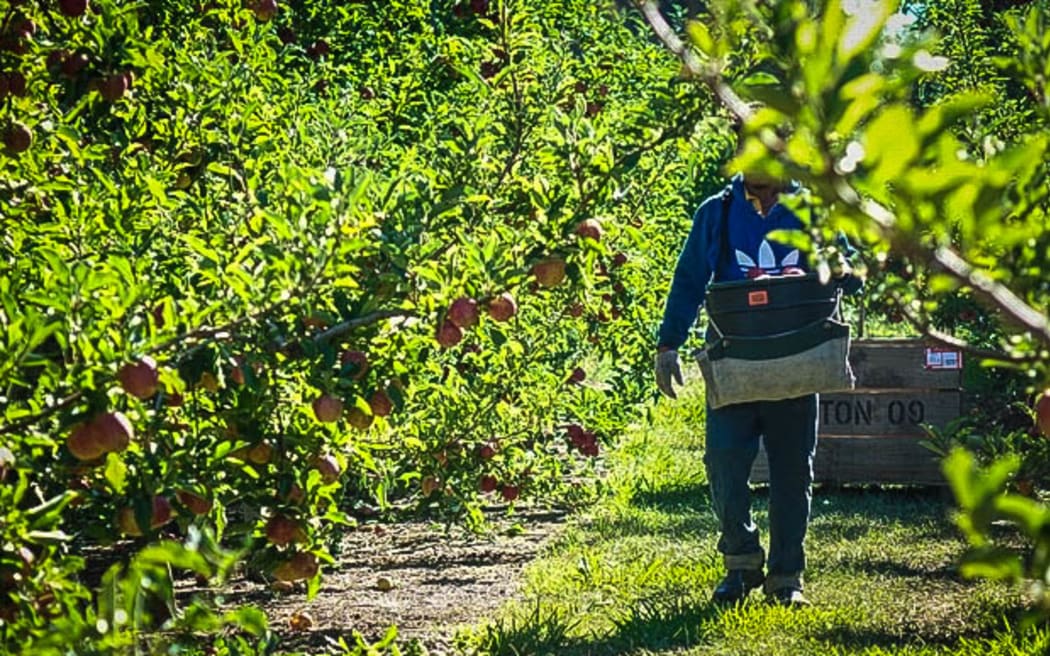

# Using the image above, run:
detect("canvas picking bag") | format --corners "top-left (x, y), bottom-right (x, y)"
top-left (692, 274), bottom-right (855, 409)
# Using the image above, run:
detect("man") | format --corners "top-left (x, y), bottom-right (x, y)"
top-left (654, 169), bottom-right (860, 608)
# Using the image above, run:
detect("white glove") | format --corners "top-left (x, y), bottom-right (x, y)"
top-left (655, 349), bottom-right (684, 399)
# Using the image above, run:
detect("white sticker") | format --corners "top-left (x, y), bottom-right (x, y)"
top-left (925, 348), bottom-right (962, 370)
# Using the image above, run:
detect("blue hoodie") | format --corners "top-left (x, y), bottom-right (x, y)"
top-left (657, 174), bottom-right (859, 350)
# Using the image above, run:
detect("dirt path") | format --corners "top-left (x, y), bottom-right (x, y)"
top-left (214, 510), bottom-right (566, 654)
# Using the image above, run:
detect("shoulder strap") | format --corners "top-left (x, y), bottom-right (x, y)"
top-left (716, 186), bottom-right (733, 280)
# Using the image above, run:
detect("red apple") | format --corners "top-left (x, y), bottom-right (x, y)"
top-left (487, 292), bottom-right (517, 322)
top-left (575, 219), bottom-right (603, 241)
top-left (61, 52), bottom-right (89, 77)
top-left (1036, 389), bottom-right (1050, 438)
top-left (448, 297), bottom-right (479, 328)
top-left (307, 39), bottom-right (330, 59)
top-left (340, 349), bottom-right (369, 379)
top-left (150, 495), bottom-right (173, 528)
top-left (6, 72), bottom-right (26, 97)
top-left (273, 551), bottom-right (318, 582)
top-left (479, 475), bottom-right (498, 493)
top-left (3, 122), bottom-right (32, 154)
top-left (247, 441), bottom-right (274, 465)
top-left (116, 507), bottom-right (143, 536)
top-left (612, 252), bottom-right (628, 268)
top-left (265, 514), bottom-right (303, 546)
top-left (118, 357), bottom-right (159, 399)
top-left (277, 26), bottom-right (296, 44)
top-left (284, 483), bottom-right (305, 505)
top-left (311, 454), bottom-right (340, 483)
top-left (12, 18), bottom-right (36, 39)
top-left (312, 394), bottom-right (343, 423)
top-left (93, 412), bottom-right (133, 453)
top-left (478, 442), bottom-right (496, 461)
top-left (117, 495), bottom-right (171, 536)
top-left (368, 390), bottom-right (393, 417)
top-left (565, 423), bottom-right (585, 442)
top-left (420, 475), bottom-right (440, 497)
top-left (254, 0), bottom-right (277, 21)
top-left (67, 422), bottom-right (105, 462)
top-left (532, 258), bottom-right (566, 288)
top-left (175, 490), bottom-right (212, 516)
top-left (98, 73), bottom-right (127, 101)
top-left (500, 484), bottom-right (519, 502)
top-left (436, 320), bottom-right (463, 348)
top-left (59, 0), bottom-right (89, 17)
top-left (346, 406), bottom-right (374, 431)
top-left (568, 367), bottom-right (586, 385)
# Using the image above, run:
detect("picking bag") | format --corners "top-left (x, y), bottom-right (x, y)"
top-left (692, 274), bottom-right (855, 408)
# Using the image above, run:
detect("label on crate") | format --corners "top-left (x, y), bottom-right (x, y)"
top-left (924, 347), bottom-right (963, 370)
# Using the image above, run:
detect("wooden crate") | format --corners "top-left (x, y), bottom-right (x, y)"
top-left (750, 338), bottom-right (962, 485)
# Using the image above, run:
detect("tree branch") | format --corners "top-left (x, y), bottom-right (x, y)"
top-left (633, 1), bottom-right (755, 122)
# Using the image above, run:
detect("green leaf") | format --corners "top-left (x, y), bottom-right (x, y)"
top-left (136, 541), bottom-right (213, 577)
top-left (837, 0), bottom-right (893, 65)
top-left (104, 452), bottom-right (128, 495)
top-left (686, 20), bottom-right (716, 56)
top-left (223, 607), bottom-right (269, 636)
top-left (863, 105), bottom-right (918, 183)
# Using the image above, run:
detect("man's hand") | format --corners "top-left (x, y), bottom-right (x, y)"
top-left (655, 349), bottom-right (684, 399)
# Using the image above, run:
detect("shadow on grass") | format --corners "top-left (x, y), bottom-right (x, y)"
top-left (469, 596), bottom-right (723, 656)
top-left (630, 475), bottom-right (711, 512)
top-left (832, 555), bottom-right (963, 581)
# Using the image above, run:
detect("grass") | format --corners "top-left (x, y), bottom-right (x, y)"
top-left (454, 376), bottom-right (1048, 655)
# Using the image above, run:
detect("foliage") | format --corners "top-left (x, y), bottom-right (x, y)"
top-left (944, 448), bottom-right (1050, 621)
top-left (0, 0), bottom-right (731, 651)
